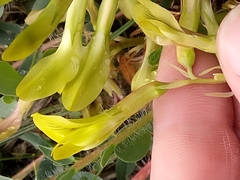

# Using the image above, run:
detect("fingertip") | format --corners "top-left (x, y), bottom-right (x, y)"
top-left (217, 5), bottom-right (240, 101)
top-left (222, 67), bottom-right (240, 102)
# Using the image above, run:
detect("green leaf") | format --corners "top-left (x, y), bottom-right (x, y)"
top-left (72, 172), bottom-right (103, 180)
top-left (38, 145), bottom-right (74, 165)
top-left (0, 175), bottom-right (13, 180)
top-left (42, 48), bottom-right (57, 57)
top-left (20, 132), bottom-right (52, 150)
top-left (100, 144), bottom-right (114, 168)
top-left (115, 124), bottom-right (152, 162)
top-left (92, 161), bottom-right (101, 171)
top-left (110, 20), bottom-right (135, 40)
top-left (22, 0), bottom-right (37, 13)
top-left (215, 11), bottom-right (228, 25)
top-left (0, 96), bottom-right (17, 118)
top-left (116, 159), bottom-right (135, 180)
top-left (2, 96), bottom-right (15, 104)
top-left (159, 0), bottom-right (174, 9)
top-left (37, 157), bottom-right (64, 180)
top-left (18, 51), bottom-right (42, 77)
top-left (0, 22), bottom-right (22, 34)
top-left (94, 144), bottom-right (115, 178)
top-left (68, 111), bottom-right (82, 119)
top-left (0, 6), bottom-right (3, 17)
top-left (32, 0), bottom-right (50, 10)
top-left (55, 168), bottom-right (75, 180)
top-left (0, 22), bottom-right (22, 45)
top-left (148, 46), bottom-right (162, 65)
top-left (0, 62), bottom-right (23, 96)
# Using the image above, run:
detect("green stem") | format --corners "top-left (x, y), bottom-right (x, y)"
top-left (159, 78), bottom-right (226, 90)
top-left (110, 20), bottom-right (135, 40)
top-left (0, 154), bottom-right (39, 161)
top-left (110, 37), bottom-right (145, 57)
top-left (177, 0), bottom-right (201, 79)
top-left (108, 77), bottom-right (225, 119)
top-left (108, 82), bottom-right (166, 118)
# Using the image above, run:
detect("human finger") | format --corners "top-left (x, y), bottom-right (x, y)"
top-left (217, 5), bottom-right (240, 101)
top-left (151, 45), bottom-right (240, 179)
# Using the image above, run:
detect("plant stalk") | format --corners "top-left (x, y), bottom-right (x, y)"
top-left (177, 0), bottom-right (201, 79)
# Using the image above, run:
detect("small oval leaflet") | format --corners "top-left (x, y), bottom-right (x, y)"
top-left (114, 123), bottom-right (152, 162)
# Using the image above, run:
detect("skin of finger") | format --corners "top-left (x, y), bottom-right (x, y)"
top-left (233, 97), bottom-right (240, 139)
top-left (151, 45), bottom-right (240, 179)
top-left (217, 5), bottom-right (240, 101)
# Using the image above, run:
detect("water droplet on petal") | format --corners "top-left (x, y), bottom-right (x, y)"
top-left (155, 36), bottom-right (162, 44)
top-left (36, 86), bottom-right (42, 91)
top-left (19, 70), bottom-right (27, 76)
top-left (105, 59), bottom-right (110, 66)
top-left (39, 78), bottom-right (45, 83)
top-left (99, 70), bottom-right (103, 74)
top-left (144, 78), bottom-right (150, 83)
top-left (151, 71), bottom-right (157, 77)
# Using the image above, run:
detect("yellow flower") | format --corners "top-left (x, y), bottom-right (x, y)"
top-left (2, 0), bottom-right (73, 61)
top-left (16, 0), bottom-right (88, 101)
top-left (16, 29), bottom-right (80, 101)
top-left (61, 0), bottom-right (119, 111)
top-left (119, 0), bottom-right (216, 53)
top-left (33, 81), bottom-right (167, 160)
top-left (32, 112), bottom-right (123, 160)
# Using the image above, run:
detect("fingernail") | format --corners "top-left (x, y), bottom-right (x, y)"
top-left (221, 5), bottom-right (240, 27)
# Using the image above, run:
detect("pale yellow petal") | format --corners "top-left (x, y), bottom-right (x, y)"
top-left (53, 143), bottom-right (84, 160)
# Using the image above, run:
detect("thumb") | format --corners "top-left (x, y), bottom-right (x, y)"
top-left (217, 5), bottom-right (240, 101)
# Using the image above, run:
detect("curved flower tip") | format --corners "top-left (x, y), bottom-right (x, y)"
top-left (16, 30), bottom-right (79, 101)
top-left (0, 100), bottom-right (33, 141)
top-left (52, 143), bottom-right (85, 160)
top-left (2, 0), bottom-right (72, 61)
top-left (32, 112), bottom-right (122, 160)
